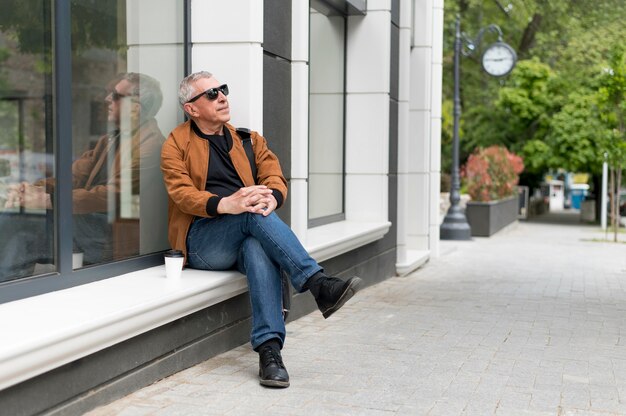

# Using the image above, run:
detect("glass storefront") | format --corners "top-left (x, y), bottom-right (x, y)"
top-left (0, 0), bottom-right (183, 287)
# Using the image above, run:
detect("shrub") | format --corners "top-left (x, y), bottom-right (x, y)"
top-left (463, 145), bottom-right (524, 202)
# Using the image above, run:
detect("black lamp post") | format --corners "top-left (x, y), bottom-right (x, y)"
top-left (440, 15), bottom-right (517, 240)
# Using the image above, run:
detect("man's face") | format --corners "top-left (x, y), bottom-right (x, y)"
top-left (106, 78), bottom-right (137, 125)
top-left (185, 77), bottom-right (231, 127)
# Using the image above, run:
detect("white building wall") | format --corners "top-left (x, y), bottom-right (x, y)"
top-left (396, 0), bottom-right (413, 271)
top-left (396, 0), bottom-right (442, 274)
top-left (430, 0), bottom-right (444, 257)
top-left (184, 0), bottom-right (441, 269)
top-left (402, 0), bottom-right (441, 264)
top-left (190, 0), bottom-right (264, 131)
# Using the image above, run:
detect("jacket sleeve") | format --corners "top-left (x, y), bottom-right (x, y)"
top-left (37, 136), bottom-right (114, 214)
top-left (160, 131), bottom-right (217, 218)
top-left (72, 126), bottom-right (165, 215)
top-left (71, 138), bottom-right (118, 214)
top-left (253, 132), bottom-right (288, 205)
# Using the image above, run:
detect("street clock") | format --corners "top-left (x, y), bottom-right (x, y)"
top-left (481, 41), bottom-right (517, 77)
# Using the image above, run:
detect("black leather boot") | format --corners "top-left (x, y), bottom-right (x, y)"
top-left (308, 273), bottom-right (363, 319)
top-left (258, 342), bottom-right (289, 388)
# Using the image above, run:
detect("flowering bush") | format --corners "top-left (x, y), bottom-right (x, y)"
top-left (463, 145), bottom-right (524, 202)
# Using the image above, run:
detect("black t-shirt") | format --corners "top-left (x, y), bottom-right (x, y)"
top-left (191, 121), bottom-right (244, 197)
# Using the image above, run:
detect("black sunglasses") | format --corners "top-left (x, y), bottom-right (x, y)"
top-left (110, 89), bottom-right (136, 101)
top-left (187, 84), bottom-right (229, 103)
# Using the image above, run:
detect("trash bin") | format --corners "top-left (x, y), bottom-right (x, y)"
top-left (570, 184), bottom-right (589, 210)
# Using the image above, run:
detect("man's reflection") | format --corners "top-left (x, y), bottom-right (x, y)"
top-left (1, 72), bottom-right (165, 279)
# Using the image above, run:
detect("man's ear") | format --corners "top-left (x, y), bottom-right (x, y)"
top-left (183, 103), bottom-right (197, 117)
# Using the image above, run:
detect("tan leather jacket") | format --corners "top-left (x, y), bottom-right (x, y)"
top-left (160, 121), bottom-right (287, 260)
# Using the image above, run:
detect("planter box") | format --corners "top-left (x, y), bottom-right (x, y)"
top-left (466, 196), bottom-right (518, 237)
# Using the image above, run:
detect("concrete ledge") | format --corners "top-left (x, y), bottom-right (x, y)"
top-left (306, 220), bottom-right (392, 262)
top-left (0, 267), bottom-right (248, 391)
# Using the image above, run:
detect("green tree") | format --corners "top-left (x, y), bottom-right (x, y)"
top-left (462, 58), bottom-right (557, 155)
top-left (523, 91), bottom-right (604, 173)
top-left (443, 0), bottom-right (626, 197)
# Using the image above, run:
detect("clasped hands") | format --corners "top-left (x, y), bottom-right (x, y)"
top-left (217, 185), bottom-right (277, 216)
top-left (4, 182), bottom-right (51, 209)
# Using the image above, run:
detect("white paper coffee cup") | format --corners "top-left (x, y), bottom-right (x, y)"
top-left (164, 249), bottom-right (184, 279)
top-left (72, 252), bottom-right (84, 269)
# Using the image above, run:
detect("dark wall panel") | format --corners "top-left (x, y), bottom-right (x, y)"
top-left (390, 24), bottom-right (400, 101)
top-left (263, 0), bottom-right (292, 228)
top-left (263, 0), bottom-right (292, 59)
top-left (389, 99), bottom-right (399, 176)
top-left (262, 55), bottom-right (292, 175)
top-left (263, 54), bottom-right (292, 226)
top-left (391, 0), bottom-right (400, 26)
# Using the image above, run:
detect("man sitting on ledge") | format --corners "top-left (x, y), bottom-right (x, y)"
top-left (160, 71), bottom-right (362, 388)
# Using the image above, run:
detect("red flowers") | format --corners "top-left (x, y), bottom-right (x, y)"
top-left (463, 145), bottom-right (524, 202)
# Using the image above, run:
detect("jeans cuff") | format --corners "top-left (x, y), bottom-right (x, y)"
top-left (253, 334), bottom-right (285, 352)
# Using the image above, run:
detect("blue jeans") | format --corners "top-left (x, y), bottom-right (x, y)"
top-left (74, 213), bottom-right (113, 265)
top-left (186, 212), bottom-right (322, 349)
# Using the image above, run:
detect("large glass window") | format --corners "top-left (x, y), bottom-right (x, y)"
top-left (308, 6), bottom-right (346, 226)
top-left (68, 0), bottom-right (182, 268)
top-left (0, 0), bottom-right (183, 286)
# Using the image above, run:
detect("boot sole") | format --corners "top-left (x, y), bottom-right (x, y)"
top-left (259, 377), bottom-right (290, 388)
top-left (322, 276), bottom-right (363, 319)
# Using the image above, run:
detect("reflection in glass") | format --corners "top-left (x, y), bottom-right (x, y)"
top-left (0, 0), bottom-right (182, 282)
top-left (66, 72), bottom-right (166, 266)
top-left (0, 0), bottom-right (55, 282)
top-left (308, 8), bottom-right (346, 224)
top-left (66, 0), bottom-right (179, 267)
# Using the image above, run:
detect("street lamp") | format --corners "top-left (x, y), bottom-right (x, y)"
top-left (440, 15), bottom-right (517, 240)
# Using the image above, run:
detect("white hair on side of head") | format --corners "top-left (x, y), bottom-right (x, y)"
top-left (178, 71), bottom-right (214, 108)
top-left (124, 73), bottom-right (163, 120)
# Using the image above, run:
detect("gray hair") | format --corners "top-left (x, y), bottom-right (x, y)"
top-left (123, 72), bottom-right (163, 120)
top-left (178, 71), bottom-right (214, 108)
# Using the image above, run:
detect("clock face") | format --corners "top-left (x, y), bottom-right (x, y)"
top-left (482, 42), bottom-right (516, 77)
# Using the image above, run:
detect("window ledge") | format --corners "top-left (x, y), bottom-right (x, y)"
top-left (304, 220), bottom-right (391, 262)
top-left (0, 220), bottom-right (390, 391)
top-left (0, 267), bottom-right (248, 391)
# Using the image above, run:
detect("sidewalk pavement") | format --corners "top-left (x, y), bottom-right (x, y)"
top-left (87, 213), bottom-right (626, 416)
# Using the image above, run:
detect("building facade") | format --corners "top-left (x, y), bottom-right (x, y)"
top-left (0, 0), bottom-right (443, 413)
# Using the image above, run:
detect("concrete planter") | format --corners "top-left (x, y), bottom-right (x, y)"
top-left (466, 196), bottom-right (518, 237)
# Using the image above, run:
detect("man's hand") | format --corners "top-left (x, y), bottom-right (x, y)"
top-left (4, 183), bottom-right (23, 208)
top-left (217, 185), bottom-right (277, 216)
top-left (4, 182), bottom-right (51, 209)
